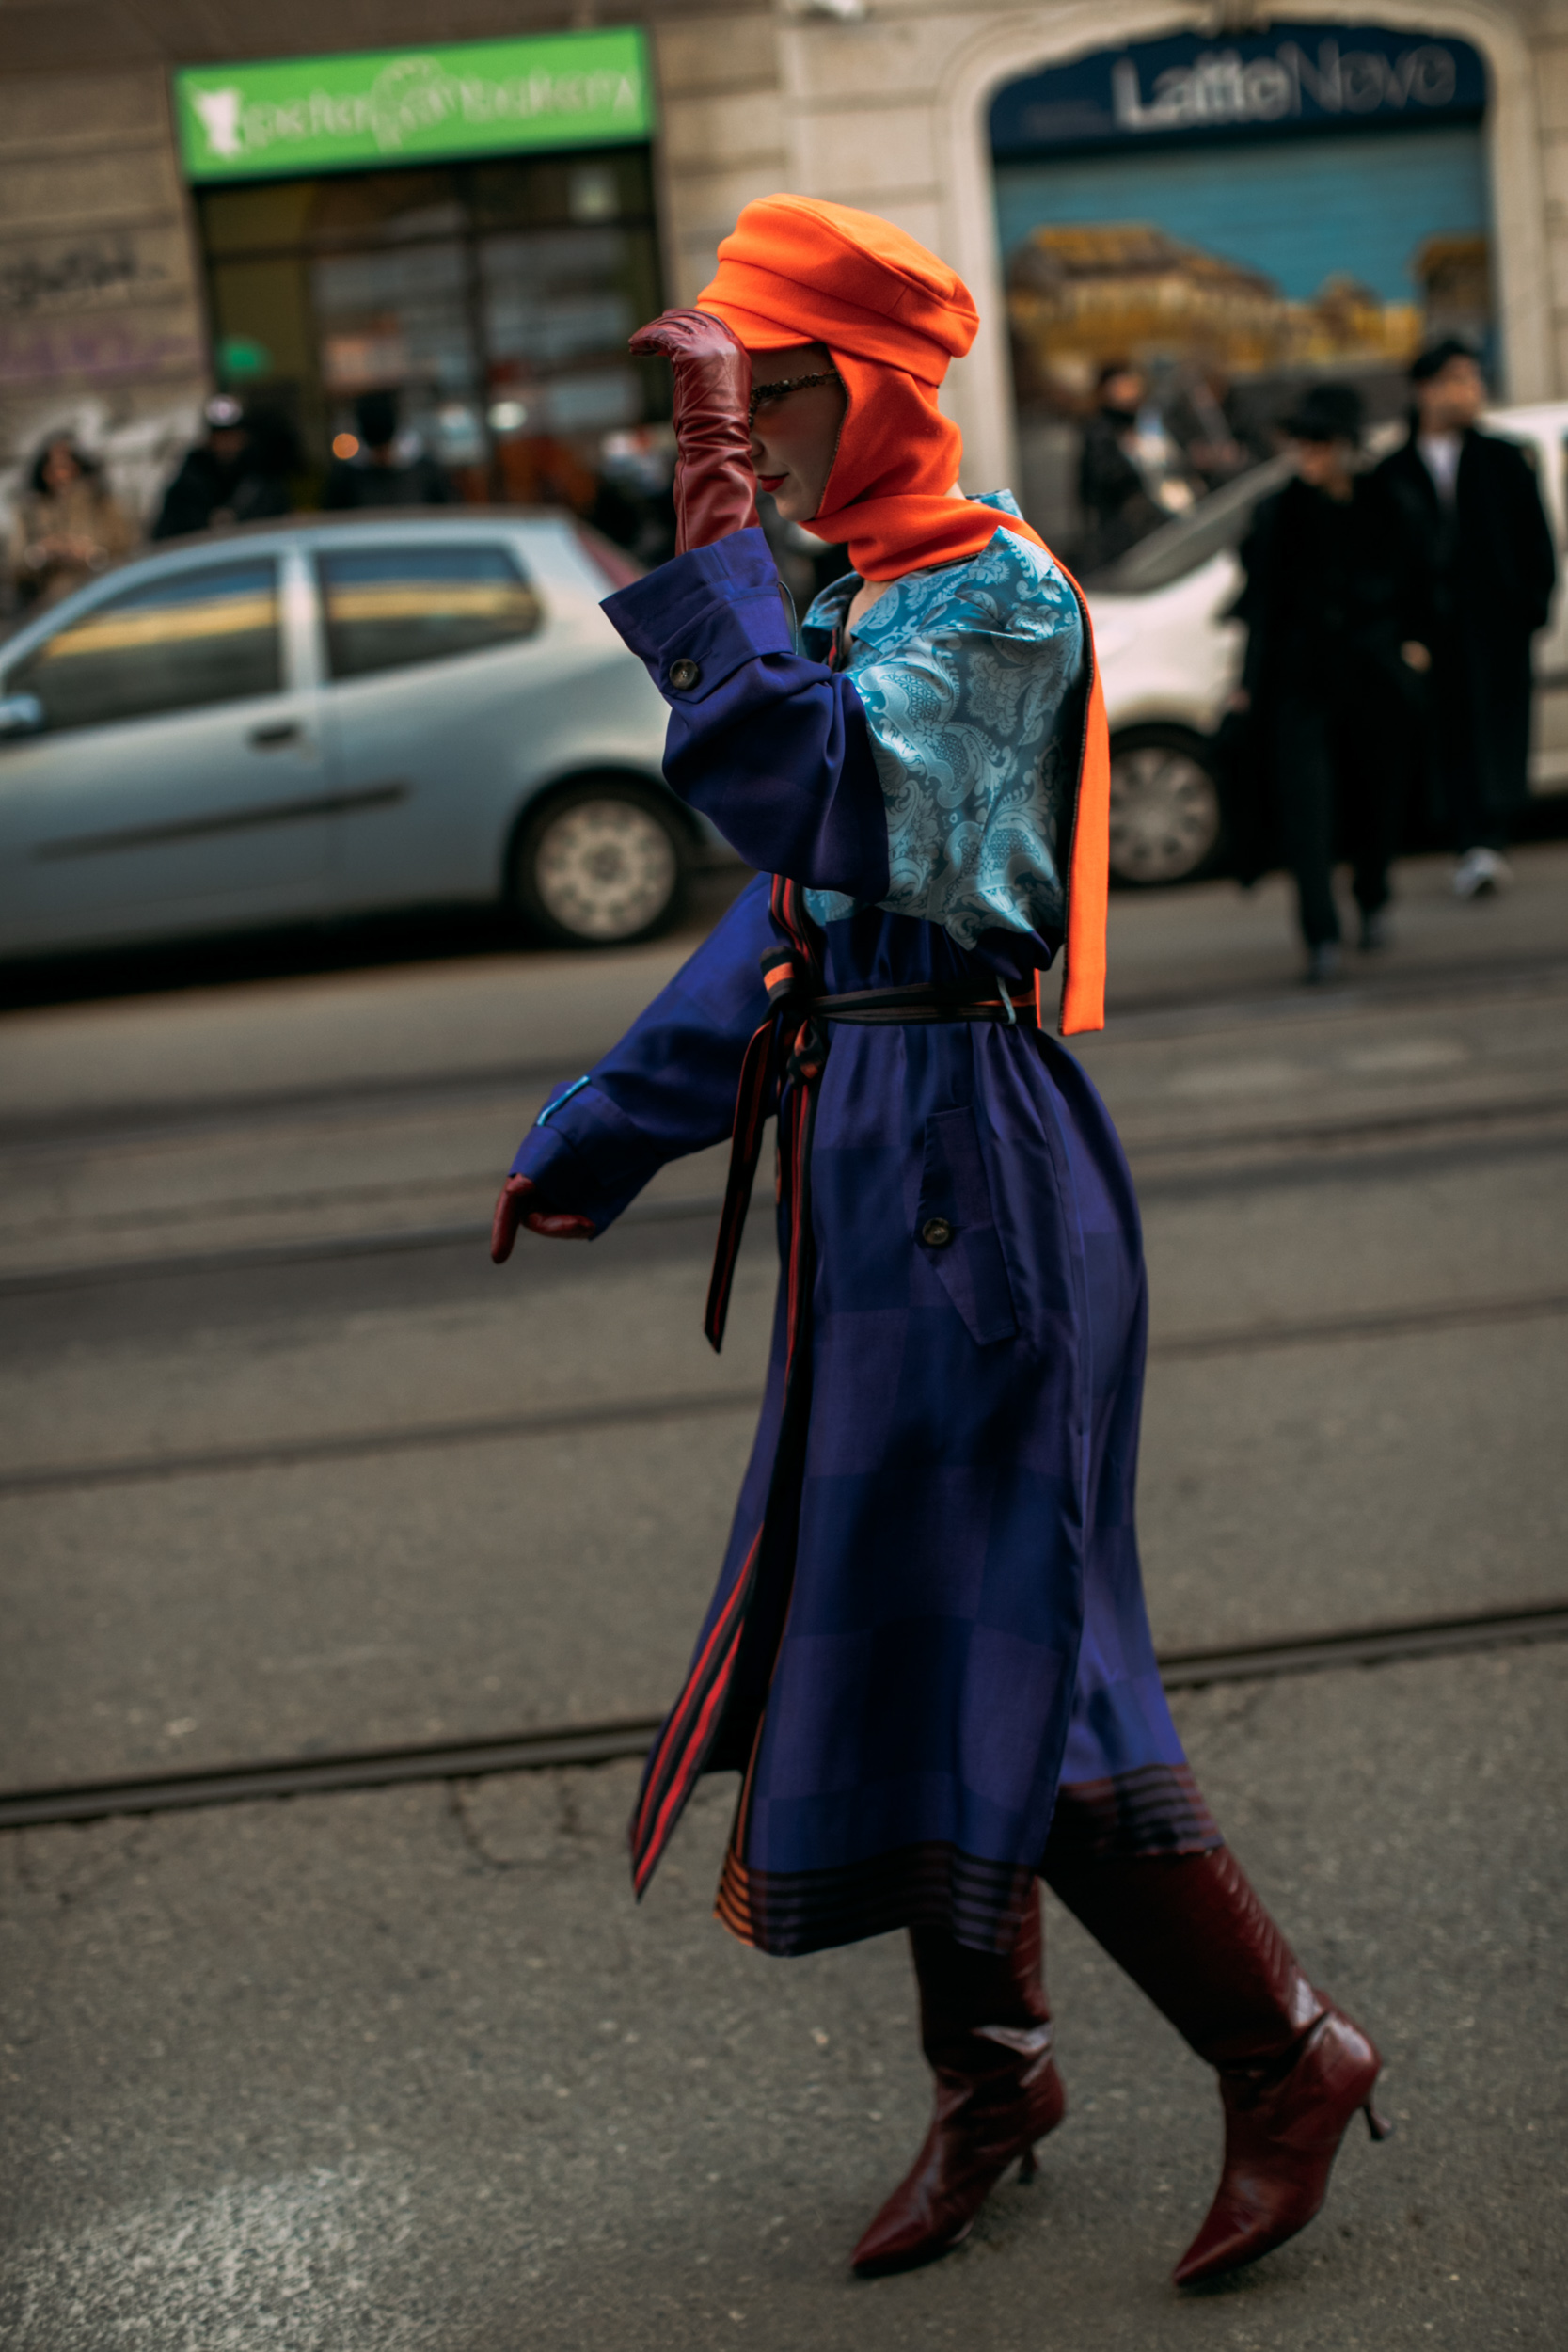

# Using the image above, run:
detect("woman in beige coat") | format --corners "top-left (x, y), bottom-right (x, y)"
top-left (9, 434), bottom-right (135, 612)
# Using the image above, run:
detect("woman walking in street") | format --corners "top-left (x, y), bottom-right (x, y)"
top-left (8, 432), bottom-right (134, 612)
top-left (491, 196), bottom-right (1387, 2286)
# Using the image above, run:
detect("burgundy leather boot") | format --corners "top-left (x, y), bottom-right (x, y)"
top-left (1043, 1845), bottom-right (1388, 2287)
top-left (850, 1893), bottom-right (1066, 2277)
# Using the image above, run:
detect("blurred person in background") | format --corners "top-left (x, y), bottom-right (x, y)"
top-left (1078, 359), bottom-right (1194, 569)
top-left (590, 426), bottom-right (677, 568)
top-left (1077, 360), bottom-right (1167, 567)
top-left (9, 432), bottom-right (134, 609)
top-left (1376, 339), bottom-right (1557, 900)
top-left (1168, 362), bottom-right (1262, 492)
top-left (323, 390), bottom-right (455, 510)
top-left (1234, 384), bottom-right (1430, 983)
top-left (152, 396), bottom-right (297, 538)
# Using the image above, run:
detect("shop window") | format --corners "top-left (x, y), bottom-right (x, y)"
top-left (10, 562), bottom-right (280, 733)
top-left (196, 151), bottom-right (665, 511)
top-left (319, 543), bottom-right (542, 680)
top-left (990, 28), bottom-right (1491, 565)
top-left (314, 243), bottom-right (473, 407)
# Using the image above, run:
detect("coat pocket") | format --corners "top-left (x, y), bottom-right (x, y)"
top-left (915, 1105), bottom-right (1018, 1347)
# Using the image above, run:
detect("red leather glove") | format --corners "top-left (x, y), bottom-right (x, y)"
top-left (490, 1174), bottom-right (595, 1262)
top-left (629, 309), bottom-right (757, 552)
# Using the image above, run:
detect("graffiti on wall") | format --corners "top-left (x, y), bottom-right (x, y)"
top-left (0, 239), bottom-right (168, 319)
top-left (0, 321), bottom-right (204, 388)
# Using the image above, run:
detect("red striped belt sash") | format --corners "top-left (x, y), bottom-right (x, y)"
top-left (704, 954), bottom-right (1038, 1353)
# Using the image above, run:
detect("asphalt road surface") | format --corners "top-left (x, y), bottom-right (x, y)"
top-left (2, 851), bottom-right (1564, 2348)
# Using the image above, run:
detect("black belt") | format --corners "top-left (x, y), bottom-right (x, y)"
top-left (705, 971), bottom-right (1037, 1350)
top-left (808, 980), bottom-right (1038, 1028)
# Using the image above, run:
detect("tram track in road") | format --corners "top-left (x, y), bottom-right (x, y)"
top-left (3, 1284), bottom-right (1563, 1499)
top-left (3, 1087), bottom-right (1567, 1297)
top-left (3, 941), bottom-right (1563, 1162)
top-left (0, 1054), bottom-right (581, 1160)
top-left (2, 1598), bottom-right (1563, 1833)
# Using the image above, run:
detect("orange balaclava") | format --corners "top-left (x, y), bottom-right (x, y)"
top-left (697, 193), bottom-right (1037, 582)
top-left (698, 193), bottom-right (1108, 1035)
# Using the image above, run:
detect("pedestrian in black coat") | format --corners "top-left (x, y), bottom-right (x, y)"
top-left (1234, 383), bottom-right (1431, 981)
top-left (1374, 340), bottom-right (1557, 897)
top-left (153, 397), bottom-right (295, 539)
top-left (1077, 361), bottom-right (1167, 569)
top-left (323, 390), bottom-right (455, 511)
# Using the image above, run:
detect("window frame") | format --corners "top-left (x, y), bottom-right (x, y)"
top-left (194, 150), bottom-right (664, 505)
top-left (2, 546), bottom-right (302, 739)
top-left (309, 529), bottom-right (546, 687)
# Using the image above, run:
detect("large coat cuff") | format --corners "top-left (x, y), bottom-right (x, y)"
top-left (509, 1081), bottom-right (672, 1233)
top-left (603, 530), bottom-right (793, 703)
top-left (599, 532), bottom-right (888, 898)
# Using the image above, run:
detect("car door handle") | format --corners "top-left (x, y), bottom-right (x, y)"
top-left (249, 722), bottom-right (303, 749)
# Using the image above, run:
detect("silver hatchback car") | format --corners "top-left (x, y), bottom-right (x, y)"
top-left (0, 511), bottom-right (721, 959)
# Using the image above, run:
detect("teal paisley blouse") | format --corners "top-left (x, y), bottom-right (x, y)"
top-left (799, 491), bottom-right (1085, 950)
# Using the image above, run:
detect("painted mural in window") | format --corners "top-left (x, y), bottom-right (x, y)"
top-left (990, 24), bottom-right (1492, 569)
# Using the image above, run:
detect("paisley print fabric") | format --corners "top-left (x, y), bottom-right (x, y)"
top-left (800, 492), bottom-right (1084, 947)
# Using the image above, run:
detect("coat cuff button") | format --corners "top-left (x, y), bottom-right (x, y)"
top-left (921, 1216), bottom-right (954, 1248)
top-left (668, 657), bottom-right (701, 690)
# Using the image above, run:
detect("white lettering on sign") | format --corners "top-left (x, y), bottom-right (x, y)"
top-left (191, 54), bottom-right (643, 164)
top-left (1111, 40), bottom-right (1459, 134)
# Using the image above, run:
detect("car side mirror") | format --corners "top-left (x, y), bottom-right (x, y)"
top-left (0, 691), bottom-right (44, 739)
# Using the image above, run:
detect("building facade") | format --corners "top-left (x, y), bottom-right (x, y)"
top-left (4, 0), bottom-right (1567, 547)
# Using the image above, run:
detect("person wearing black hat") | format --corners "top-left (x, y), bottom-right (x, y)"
top-left (1374, 340), bottom-right (1556, 898)
top-left (152, 396), bottom-right (296, 540)
top-left (1234, 382), bottom-right (1430, 980)
top-left (322, 390), bottom-right (455, 510)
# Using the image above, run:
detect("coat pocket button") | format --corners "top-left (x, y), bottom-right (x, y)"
top-left (921, 1216), bottom-right (954, 1248)
top-left (669, 658), bottom-right (701, 690)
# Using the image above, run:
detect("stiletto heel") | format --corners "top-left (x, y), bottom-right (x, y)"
top-left (851, 1902), bottom-right (1065, 2277)
top-left (1364, 2098), bottom-right (1394, 2141)
top-left (1017, 2146), bottom-right (1039, 2184)
top-left (1172, 2010), bottom-right (1387, 2287)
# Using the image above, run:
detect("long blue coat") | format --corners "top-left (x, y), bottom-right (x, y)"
top-left (511, 520), bottom-right (1216, 1957)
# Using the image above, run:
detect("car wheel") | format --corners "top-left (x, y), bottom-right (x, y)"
top-left (1107, 729), bottom-right (1224, 886)
top-left (512, 781), bottom-right (688, 947)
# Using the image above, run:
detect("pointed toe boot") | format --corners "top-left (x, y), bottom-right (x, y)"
top-left (1172, 2006), bottom-right (1391, 2288)
top-left (1042, 1845), bottom-right (1390, 2290)
top-left (851, 2042), bottom-right (1065, 2276)
top-left (852, 1896), bottom-right (1065, 2278)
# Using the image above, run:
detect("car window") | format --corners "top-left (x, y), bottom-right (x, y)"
top-left (319, 542), bottom-right (543, 681)
top-left (1085, 456), bottom-right (1291, 596)
top-left (8, 560), bottom-right (281, 733)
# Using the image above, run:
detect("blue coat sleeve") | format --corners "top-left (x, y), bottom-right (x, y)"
top-left (508, 874), bottom-right (776, 1231)
top-left (601, 530), bottom-right (890, 898)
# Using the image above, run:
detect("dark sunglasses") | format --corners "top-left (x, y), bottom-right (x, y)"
top-left (747, 370), bottom-right (843, 423)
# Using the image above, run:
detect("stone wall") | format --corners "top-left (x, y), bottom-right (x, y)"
top-left (0, 61), bottom-right (207, 530)
top-left (1534, 28), bottom-right (1568, 394)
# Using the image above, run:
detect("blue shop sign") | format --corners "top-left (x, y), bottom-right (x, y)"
top-left (990, 23), bottom-right (1487, 159)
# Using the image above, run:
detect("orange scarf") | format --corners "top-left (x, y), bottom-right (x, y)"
top-left (698, 195), bottom-right (1108, 1035)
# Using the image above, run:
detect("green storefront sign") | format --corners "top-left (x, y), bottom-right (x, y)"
top-left (173, 29), bottom-right (654, 182)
